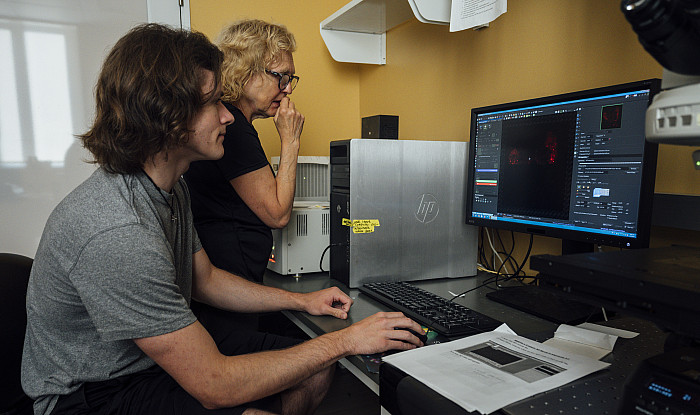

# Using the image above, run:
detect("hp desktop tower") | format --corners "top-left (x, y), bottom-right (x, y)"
top-left (329, 139), bottom-right (477, 288)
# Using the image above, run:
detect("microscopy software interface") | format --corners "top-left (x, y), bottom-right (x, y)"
top-left (470, 88), bottom-right (652, 240)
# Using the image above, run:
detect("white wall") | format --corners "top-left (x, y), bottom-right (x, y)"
top-left (0, 0), bottom-right (187, 257)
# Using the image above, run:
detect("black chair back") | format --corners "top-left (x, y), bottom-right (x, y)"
top-left (0, 253), bottom-right (34, 415)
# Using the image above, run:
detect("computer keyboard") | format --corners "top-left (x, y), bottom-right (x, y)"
top-left (359, 281), bottom-right (503, 338)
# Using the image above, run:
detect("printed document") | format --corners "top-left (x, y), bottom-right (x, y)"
top-left (450, 0), bottom-right (507, 32)
top-left (383, 325), bottom-right (610, 414)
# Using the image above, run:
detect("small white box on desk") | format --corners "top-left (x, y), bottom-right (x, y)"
top-left (268, 202), bottom-right (330, 275)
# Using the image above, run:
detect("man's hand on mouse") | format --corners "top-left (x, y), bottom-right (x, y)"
top-left (341, 312), bottom-right (425, 356)
top-left (300, 287), bottom-right (353, 319)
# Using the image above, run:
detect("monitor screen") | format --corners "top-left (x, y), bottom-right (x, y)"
top-left (466, 79), bottom-right (661, 253)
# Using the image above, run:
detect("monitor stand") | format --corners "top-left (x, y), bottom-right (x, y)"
top-left (485, 239), bottom-right (602, 325)
top-left (561, 239), bottom-right (594, 255)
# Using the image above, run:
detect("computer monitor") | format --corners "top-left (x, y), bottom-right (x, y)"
top-left (465, 79), bottom-right (661, 255)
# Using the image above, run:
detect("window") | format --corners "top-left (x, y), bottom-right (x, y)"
top-left (0, 19), bottom-right (76, 167)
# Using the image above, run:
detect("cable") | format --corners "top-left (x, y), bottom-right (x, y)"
top-left (320, 245), bottom-right (331, 272)
top-left (447, 272), bottom-right (506, 301)
top-left (480, 229), bottom-right (535, 288)
top-left (478, 227), bottom-right (493, 271)
top-left (484, 228), bottom-right (511, 275)
top-left (319, 243), bottom-right (344, 273)
top-left (501, 231), bottom-right (522, 275)
top-left (493, 230), bottom-right (517, 286)
top-left (508, 233), bottom-right (534, 284)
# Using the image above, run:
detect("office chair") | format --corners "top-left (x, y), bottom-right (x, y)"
top-left (0, 253), bottom-right (34, 415)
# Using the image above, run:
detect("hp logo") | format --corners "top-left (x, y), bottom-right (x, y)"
top-left (415, 194), bottom-right (439, 224)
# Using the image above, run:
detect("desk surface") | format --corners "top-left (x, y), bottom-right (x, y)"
top-left (263, 271), bottom-right (558, 391)
top-left (264, 271), bottom-right (667, 414)
top-left (264, 271), bottom-right (558, 337)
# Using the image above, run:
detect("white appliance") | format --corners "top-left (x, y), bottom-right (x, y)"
top-left (267, 157), bottom-right (331, 275)
top-left (268, 203), bottom-right (331, 275)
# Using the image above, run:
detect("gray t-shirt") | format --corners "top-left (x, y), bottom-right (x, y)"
top-left (21, 168), bottom-right (201, 415)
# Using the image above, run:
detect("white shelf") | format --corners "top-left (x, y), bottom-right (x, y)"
top-left (320, 0), bottom-right (449, 65)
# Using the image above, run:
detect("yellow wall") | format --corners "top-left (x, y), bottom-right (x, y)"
top-left (192, 0), bottom-right (699, 263)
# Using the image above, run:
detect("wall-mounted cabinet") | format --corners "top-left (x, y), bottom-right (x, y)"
top-left (320, 0), bottom-right (450, 65)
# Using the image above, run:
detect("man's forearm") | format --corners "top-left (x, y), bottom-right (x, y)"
top-left (203, 328), bottom-right (349, 409)
top-left (193, 266), bottom-right (303, 313)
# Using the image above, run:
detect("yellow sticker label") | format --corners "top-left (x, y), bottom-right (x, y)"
top-left (352, 224), bottom-right (374, 233)
top-left (353, 219), bottom-right (379, 227)
top-left (342, 218), bottom-right (380, 233)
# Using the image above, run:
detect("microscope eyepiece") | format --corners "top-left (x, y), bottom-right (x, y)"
top-left (622, 0), bottom-right (700, 75)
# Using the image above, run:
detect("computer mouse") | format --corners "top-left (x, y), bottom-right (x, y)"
top-left (394, 327), bottom-right (428, 345)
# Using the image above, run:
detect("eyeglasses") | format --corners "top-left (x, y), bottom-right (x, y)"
top-left (264, 69), bottom-right (299, 91)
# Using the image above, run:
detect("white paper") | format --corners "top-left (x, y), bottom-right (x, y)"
top-left (494, 323), bottom-right (517, 335)
top-left (544, 324), bottom-right (617, 360)
top-left (577, 322), bottom-right (639, 339)
top-left (383, 326), bottom-right (609, 414)
top-left (292, 200), bottom-right (330, 208)
top-left (450, 0), bottom-right (507, 33)
top-left (544, 323), bottom-right (639, 360)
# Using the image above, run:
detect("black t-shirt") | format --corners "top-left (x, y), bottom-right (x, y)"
top-left (184, 103), bottom-right (273, 282)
